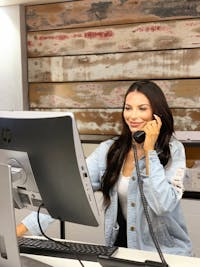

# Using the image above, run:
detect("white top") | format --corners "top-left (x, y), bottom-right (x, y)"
top-left (118, 173), bottom-right (131, 219)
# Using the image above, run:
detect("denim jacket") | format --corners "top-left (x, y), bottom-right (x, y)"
top-left (22, 136), bottom-right (193, 256)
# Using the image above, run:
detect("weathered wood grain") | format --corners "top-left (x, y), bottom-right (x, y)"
top-left (29, 108), bottom-right (200, 134)
top-left (172, 109), bottom-right (200, 131)
top-left (26, 0), bottom-right (200, 31)
top-left (29, 81), bottom-right (128, 108)
top-left (27, 18), bottom-right (200, 57)
top-left (28, 49), bottom-right (200, 82)
top-left (186, 147), bottom-right (200, 160)
top-left (26, 0), bottom-right (200, 141)
top-left (29, 80), bottom-right (200, 109)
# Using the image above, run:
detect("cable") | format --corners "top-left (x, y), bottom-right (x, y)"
top-left (132, 141), bottom-right (169, 267)
top-left (37, 203), bottom-right (85, 267)
top-left (60, 220), bottom-right (65, 239)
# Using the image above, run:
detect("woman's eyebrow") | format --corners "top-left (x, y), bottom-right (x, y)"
top-left (124, 103), bottom-right (131, 106)
top-left (139, 104), bottom-right (150, 107)
top-left (125, 103), bottom-right (150, 107)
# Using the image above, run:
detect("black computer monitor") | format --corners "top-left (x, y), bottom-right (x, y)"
top-left (0, 111), bottom-right (100, 226)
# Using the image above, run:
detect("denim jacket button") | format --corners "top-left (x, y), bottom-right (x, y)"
top-left (130, 226), bottom-right (135, 231)
top-left (132, 176), bottom-right (136, 181)
top-left (131, 202), bottom-right (135, 207)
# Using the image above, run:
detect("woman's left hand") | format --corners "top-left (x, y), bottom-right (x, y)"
top-left (143, 114), bottom-right (162, 152)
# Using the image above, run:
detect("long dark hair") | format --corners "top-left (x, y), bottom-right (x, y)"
top-left (101, 80), bottom-right (174, 207)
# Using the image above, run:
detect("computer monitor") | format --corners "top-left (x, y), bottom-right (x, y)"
top-left (0, 111), bottom-right (100, 226)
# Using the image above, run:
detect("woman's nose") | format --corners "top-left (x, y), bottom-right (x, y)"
top-left (130, 109), bottom-right (138, 118)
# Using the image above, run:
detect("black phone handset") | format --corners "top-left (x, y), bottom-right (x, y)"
top-left (133, 114), bottom-right (158, 143)
top-left (132, 130), bottom-right (145, 143)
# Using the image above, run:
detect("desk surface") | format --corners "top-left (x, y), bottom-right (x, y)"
top-left (22, 247), bottom-right (200, 267)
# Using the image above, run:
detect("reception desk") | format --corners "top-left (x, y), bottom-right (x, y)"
top-left (22, 246), bottom-right (200, 267)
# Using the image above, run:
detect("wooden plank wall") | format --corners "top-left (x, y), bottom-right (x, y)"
top-left (26, 0), bottom-right (200, 140)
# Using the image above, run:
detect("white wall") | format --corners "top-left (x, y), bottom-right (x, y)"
top-left (0, 5), bottom-right (28, 110)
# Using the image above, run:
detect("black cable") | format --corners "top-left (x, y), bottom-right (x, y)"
top-left (37, 203), bottom-right (85, 267)
top-left (132, 141), bottom-right (169, 267)
top-left (60, 220), bottom-right (65, 239)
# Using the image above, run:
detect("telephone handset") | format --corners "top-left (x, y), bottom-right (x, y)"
top-left (133, 114), bottom-right (159, 143)
top-left (132, 131), bottom-right (145, 144)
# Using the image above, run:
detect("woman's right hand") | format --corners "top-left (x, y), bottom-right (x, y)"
top-left (16, 223), bottom-right (28, 237)
top-left (143, 114), bottom-right (162, 153)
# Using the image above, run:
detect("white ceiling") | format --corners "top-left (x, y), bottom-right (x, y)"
top-left (0, 0), bottom-right (71, 7)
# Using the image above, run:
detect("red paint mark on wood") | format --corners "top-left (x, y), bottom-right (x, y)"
top-left (185, 21), bottom-right (200, 27)
top-left (35, 30), bottom-right (113, 43)
top-left (84, 30), bottom-right (113, 39)
top-left (133, 25), bottom-right (172, 33)
top-left (27, 41), bottom-right (33, 46)
top-left (72, 33), bottom-right (83, 38)
top-left (38, 34), bottom-right (69, 41)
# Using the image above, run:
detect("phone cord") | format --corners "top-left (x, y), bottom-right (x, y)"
top-left (132, 142), bottom-right (168, 267)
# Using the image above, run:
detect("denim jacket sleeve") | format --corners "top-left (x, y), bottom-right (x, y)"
top-left (86, 139), bottom-right (113, 191)
top-left (21, 212), bottom-right (54, 236)
top-left (142, 137), bottom-right (186, 215)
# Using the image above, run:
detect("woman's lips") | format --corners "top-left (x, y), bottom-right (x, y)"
top-left (129, 122), bottom-right (142, 128)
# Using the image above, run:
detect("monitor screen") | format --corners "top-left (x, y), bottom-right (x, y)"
top-left (0, 111), bottom-right (100, 226)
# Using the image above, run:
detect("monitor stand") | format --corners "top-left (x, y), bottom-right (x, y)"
top-left (0, 163), bottom-right (52, 267)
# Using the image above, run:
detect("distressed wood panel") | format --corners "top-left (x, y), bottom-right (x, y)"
top-left (186, 147), bottom-right (200, 160)
top-left (29, 81), bottom-right (128, 108)
top-left (28, 49), bottom-right (200, 82)
top-left (30, 108), bottom-right (200, 134)
top-left (27, 18), bottom-right (200, 57)
top-left (172, 109), bottom-right (200, 131)
top-left (26, 0), bottom-right (200, 31)
top-left (29, 80), bottom-right (200, 109)
top-left (26, 0), bottom-right (200, 140)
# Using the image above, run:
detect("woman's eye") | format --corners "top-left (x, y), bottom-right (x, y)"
top-left (139, 107), bottom-right (147, 111)
top-left (124, 107), bottom-right (131, 111)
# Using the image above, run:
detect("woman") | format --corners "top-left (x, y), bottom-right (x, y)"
top-left (17, 80), bottom-right (192, 256)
